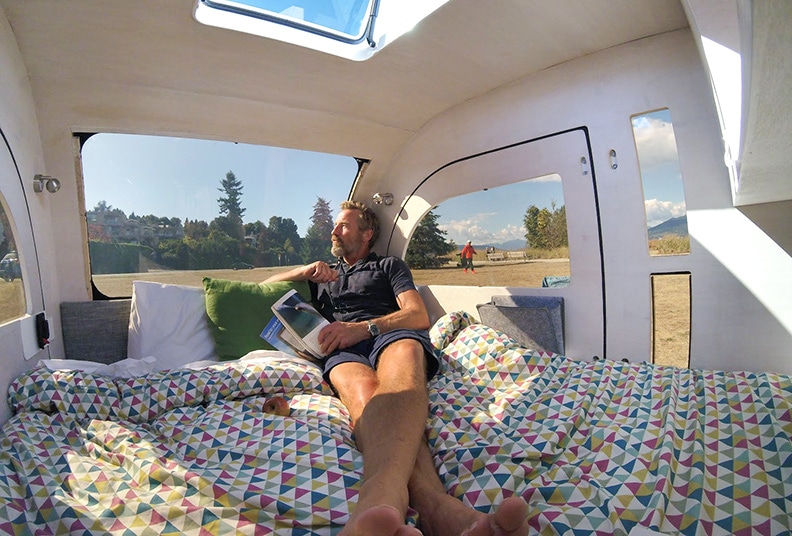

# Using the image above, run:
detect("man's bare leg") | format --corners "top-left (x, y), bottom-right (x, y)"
top-left (333, 340), bottom-right (429, 536)
top-left (333, 340), bottom-right (528, 536)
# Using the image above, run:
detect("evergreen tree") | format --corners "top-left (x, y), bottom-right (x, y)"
top-left (218, 171), bottom-right (245, 220)
top-left (216, 171), bottom-right (245, 240)
top-left (524, 205), bottom-right (541, 248)
top-left (302, 197), bottom-right (334, 262)
top-left (406, 210), bottom-right (456, 269)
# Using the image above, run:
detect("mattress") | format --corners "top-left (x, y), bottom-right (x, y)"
top-left (0, 311), bottom-right (789, 535)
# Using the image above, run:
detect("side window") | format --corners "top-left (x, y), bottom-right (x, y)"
top-left (407, 176), bottom-right (570, 287)
top-left (0, 194), bottom-right (25, 324)
top-left (631, 109), bottom-right (690, 256)
top-left (80, 133), bottom-right (359, 297)
top-left (650, 273), bottom-right (691, 368)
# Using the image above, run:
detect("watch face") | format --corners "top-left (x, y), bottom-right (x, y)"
top-left (368, 321), bottom-right (380, 337)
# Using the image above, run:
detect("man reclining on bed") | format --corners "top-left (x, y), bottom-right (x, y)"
top-left (263, 200), bottom-right (528, 536)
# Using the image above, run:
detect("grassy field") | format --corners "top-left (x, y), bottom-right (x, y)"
top-left (88, 258), bottom-right (571, 295)
top-left (0, 280), bottom-right (24, 325)
top-left (2, 258), bottom-right (689, 369)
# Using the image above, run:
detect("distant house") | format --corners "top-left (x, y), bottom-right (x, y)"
top-left (87, 209), bottom-right (184, 244)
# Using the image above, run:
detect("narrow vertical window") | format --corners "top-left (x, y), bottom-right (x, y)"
top-left (0, 195), bottom-right (25, 324)
top-left (632, 109), bottom-right (690, 256)
top-left (650, 273), bottom-right (691, 368)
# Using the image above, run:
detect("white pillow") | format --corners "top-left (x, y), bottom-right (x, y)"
top-left (41, 356), bottom-right (157, 378)
top-left (127, 281), bottom-right (218, 370)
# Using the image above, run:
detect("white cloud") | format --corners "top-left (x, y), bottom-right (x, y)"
top-left (632, 114), bottom-right (679, 171)
top-left (440, 212), bottom-right (524, 245)
top-left (644, 198), bottom-right (686, 228)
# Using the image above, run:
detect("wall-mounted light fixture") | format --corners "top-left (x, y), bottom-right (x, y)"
top-left (33, 174), bottom-right (61, 193)
top-left (372, 192), bottom-right (393, 206)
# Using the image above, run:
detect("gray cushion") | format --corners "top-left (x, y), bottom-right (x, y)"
top-left (61, 300), bottom-right (131, 364)
top-left (476, 295), bottom-right (564, 354)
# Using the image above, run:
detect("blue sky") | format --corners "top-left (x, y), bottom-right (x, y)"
top-left (434, 177), bottom-right (564, 246)
top-left (82, 134), bottom-right (358, 236)
top-left (632, 109), bottom-right (687, 228)
top-left (82, 115), bottom-right (685, 245)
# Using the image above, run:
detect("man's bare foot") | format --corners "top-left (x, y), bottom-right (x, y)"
top-left (418, 494), bottom-right (528, 536)
top-left (339, 504), bottom-right (423, 536)
top-left (461, 496), bottom-right (528, 536)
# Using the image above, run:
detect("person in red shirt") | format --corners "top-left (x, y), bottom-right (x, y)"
top-left (460, 240), bottom-right (477, 273)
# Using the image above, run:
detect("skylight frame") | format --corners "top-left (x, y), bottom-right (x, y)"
top-left (199, 0), bottom-right (377, 45)
top-left (194, 0), bottom-right (451, 61)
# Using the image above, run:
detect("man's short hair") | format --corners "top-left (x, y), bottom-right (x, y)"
top-left (340, 200), bottom-right (380, 248)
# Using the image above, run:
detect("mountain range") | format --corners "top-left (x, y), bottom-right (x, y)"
top-left (647, 215), bottom-right (688, 239)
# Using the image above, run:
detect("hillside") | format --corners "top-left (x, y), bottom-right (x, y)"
top-left (648, 215), bottom-right (688, 239)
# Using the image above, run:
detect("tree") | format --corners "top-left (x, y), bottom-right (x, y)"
top-left (524, 205), bottom-right (541, 248)
top-left (92, 200), bottom-right (113, 213)
top-left (405, 210), bottom-right (456, 269)
top-left (218, 171), bottom-right (245, 220)
top-left (524, 201), bottom-right (567, 249)
top-left (216, 171), bottom-right (245, 240)
top-left (87, 223), bottom-right (112, 243)
top-left (302, 197), bottom-right (334, 262)
top-left (267, 216), bottom-right (302, 265)
top-left (546, 203), bottom-right (568, 249)
top-left (184, 218), bottom-right (210, 240)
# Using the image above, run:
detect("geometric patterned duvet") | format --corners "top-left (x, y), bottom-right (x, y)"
top-left (1, 311), bottom-right (790, 535)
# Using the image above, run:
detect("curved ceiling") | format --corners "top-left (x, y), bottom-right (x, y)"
top-left (1, 0), bottom-right (688, 174)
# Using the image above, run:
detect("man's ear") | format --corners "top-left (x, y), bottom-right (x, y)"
top-left (363, 228), bottom-right (374, 246)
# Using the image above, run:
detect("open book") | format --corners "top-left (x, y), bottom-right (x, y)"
top-left (260, 289), bottom-right (329, 364)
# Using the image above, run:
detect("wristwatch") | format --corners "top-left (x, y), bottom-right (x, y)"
top-left (366, 320), bottom-right (380, 338)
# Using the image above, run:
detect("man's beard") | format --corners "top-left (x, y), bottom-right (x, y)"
top-left (332, 236), bottom-right (362, 259)
top-left (331, 241), bottom-right (345, 257)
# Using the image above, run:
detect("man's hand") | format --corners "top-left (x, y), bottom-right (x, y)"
top-left (318, 321), bottom-right (368, 354)
top-left (262, 261), bottom-right (338, 285)
top-left (302, 261), bottom-right (339, 283)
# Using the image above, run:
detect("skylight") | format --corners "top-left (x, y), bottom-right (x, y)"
top-left (194, 0), bottom-right (450, 61)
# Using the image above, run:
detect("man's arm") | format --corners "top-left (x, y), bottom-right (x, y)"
top-left (373, 288), bottom-right (430, 333)
top-left (262, 261), bottom-right (338, 284)
top-left (316, 288), bottom-right (430, 354)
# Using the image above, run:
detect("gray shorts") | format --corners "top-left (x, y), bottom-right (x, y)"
top-left (322, 328), bottom-right (439, 384)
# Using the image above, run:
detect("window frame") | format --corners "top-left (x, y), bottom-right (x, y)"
top-left (193, 0), bottom-right (451, 61)
top-left (199, 0), bottom-right (377, 44)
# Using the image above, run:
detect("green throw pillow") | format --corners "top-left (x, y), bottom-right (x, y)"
top-left (202, 277), bottom-right (310, 361)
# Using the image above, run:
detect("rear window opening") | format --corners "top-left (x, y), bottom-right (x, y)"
top-left (79, 133), bottom-right (359, 297)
